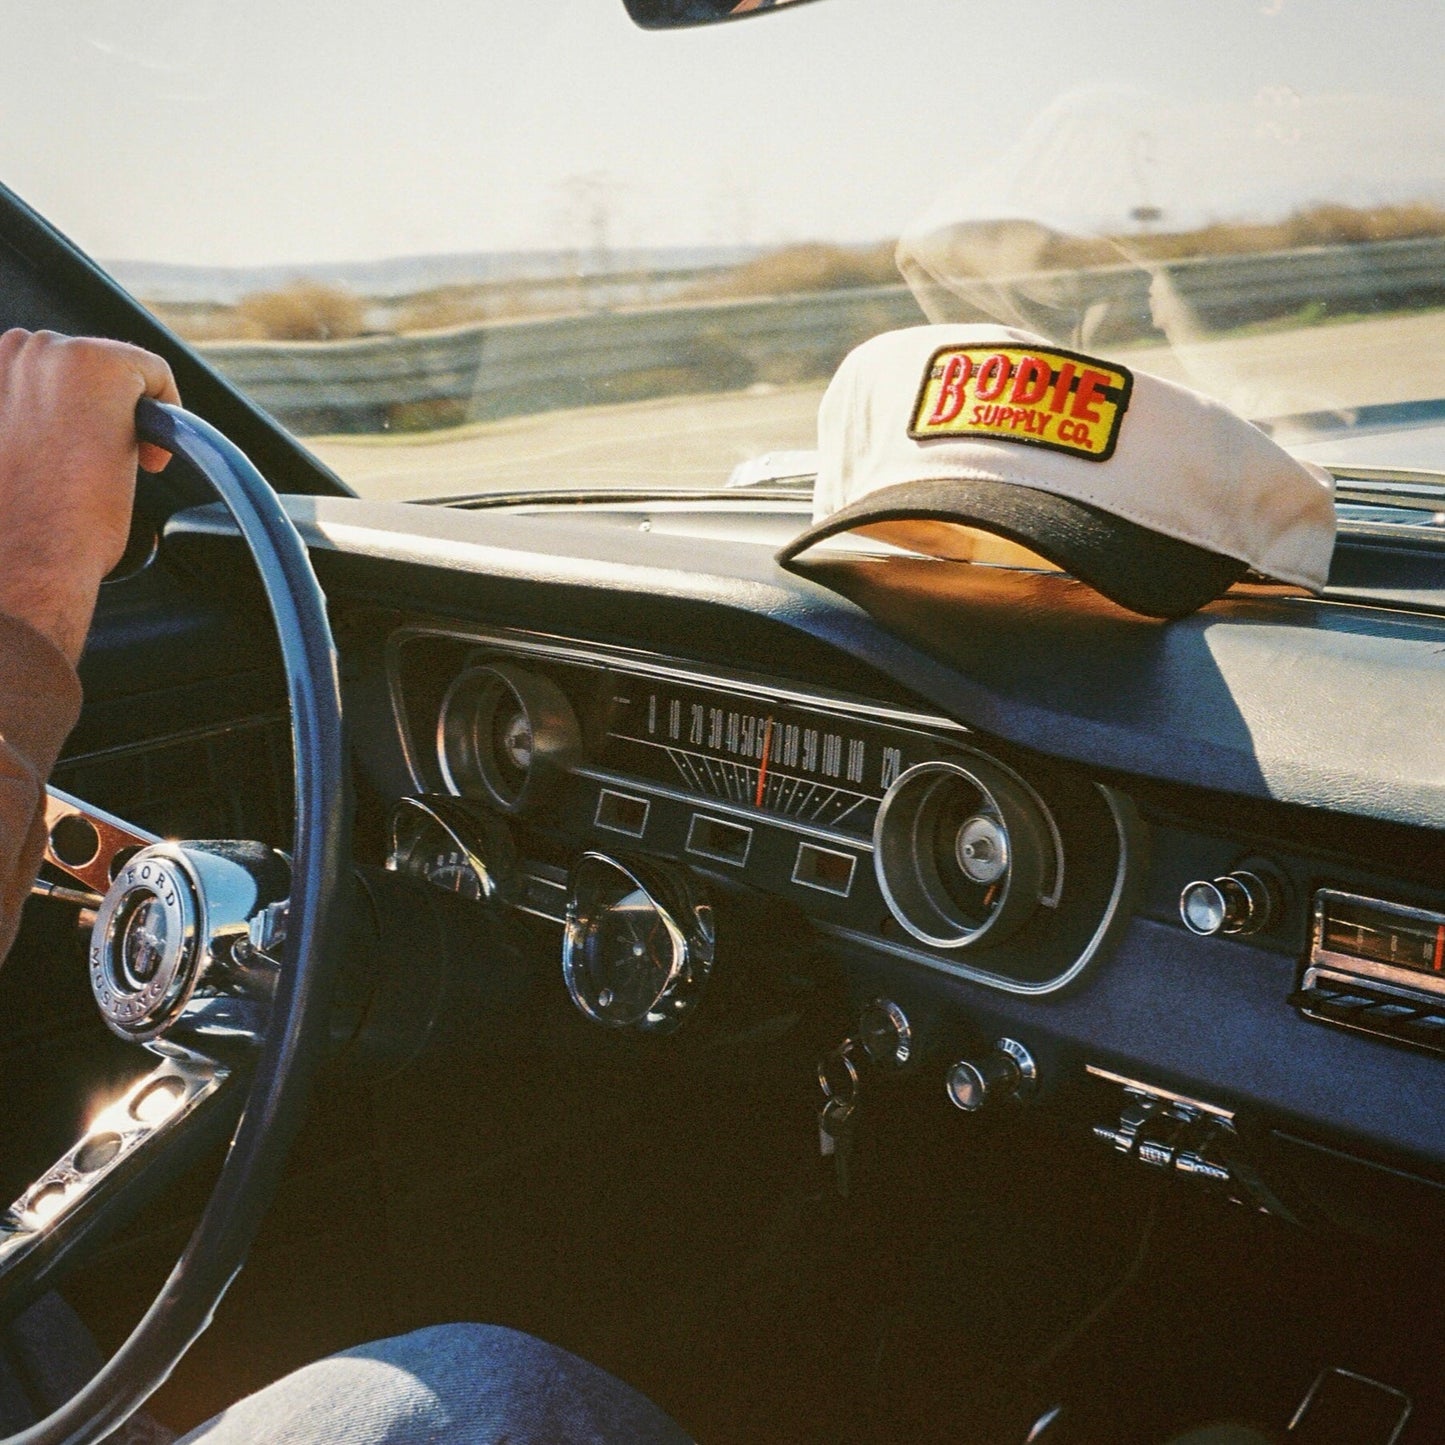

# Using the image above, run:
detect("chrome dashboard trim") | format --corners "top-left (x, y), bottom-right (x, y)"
top-left (684, 813), bottom-right (753, 868)
top-left (1286, 1369), bottom-right (1410, 1445)
top-left (594, 788), bottom-right (652, 839)
top-left (385, 622), bottom-right (969, 797)
top-left (513, 867), bottom-right (569, 925)
top-left (790, 841), bottom-right (858, 898)
top-left (390, 618), bottom-right (1069, 867)
top-left (387, 624), bottom-right (1136, 995)
top-left (1084, 1065), bottom-right (1235, 1122)
top-left (814, 785), bottom-right (1137, 995)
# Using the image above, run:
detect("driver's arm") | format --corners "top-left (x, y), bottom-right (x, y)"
top-left (0, 329), bottom-right (179, 962)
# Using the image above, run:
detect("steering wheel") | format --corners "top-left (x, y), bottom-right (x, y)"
top-left (0, 400), bottom-right (349, 1445)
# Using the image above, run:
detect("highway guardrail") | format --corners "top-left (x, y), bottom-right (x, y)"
top-left (196, 236), bottom-right (1445, 434)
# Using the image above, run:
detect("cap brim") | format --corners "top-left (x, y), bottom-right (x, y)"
top-left (777, 478), bottom-right (1249, 619)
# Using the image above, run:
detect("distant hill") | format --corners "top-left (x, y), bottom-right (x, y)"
top-left (104, 245), bottom-right (767, 304)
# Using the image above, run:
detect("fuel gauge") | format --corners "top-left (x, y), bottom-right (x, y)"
top-left (386, 795), bottom-right (516, 904)
top-left (873, 754), bottom-right (1060, 950)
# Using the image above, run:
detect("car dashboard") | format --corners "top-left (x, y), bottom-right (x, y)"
top-left (108, 487), bottom-right (1445, 1255)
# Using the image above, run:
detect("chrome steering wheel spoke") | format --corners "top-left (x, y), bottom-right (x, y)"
top-left (40, 787), bottom-right (160, 898)
top-left (0, 1046), bottom-right (237, 1315)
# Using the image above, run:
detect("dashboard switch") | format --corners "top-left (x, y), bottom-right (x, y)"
top-left (1090, 1075), bottom-right (1247, 1199)
top-left (1179, 870), bottom-right (1274, 937)
top-left (945, 1038), bottom-right (1037, 1112)
top-left (1174, 1150), bottom-right (1232, 1186)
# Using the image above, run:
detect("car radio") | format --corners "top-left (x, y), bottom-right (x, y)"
top-left (1291, 890), bottom-right (1445, 1053)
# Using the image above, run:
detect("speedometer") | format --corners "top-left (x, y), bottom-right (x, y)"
top-left (599, 677), bottom-right (939, 839)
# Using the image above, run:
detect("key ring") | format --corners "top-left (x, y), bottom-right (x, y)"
top-left (817, 1039), bottom-right (861, 1108)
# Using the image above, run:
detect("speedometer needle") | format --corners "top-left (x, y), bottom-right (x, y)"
top-left (755, 717), bottom-right (774, 808)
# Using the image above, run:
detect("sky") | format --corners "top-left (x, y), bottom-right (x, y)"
top-left (1, 0), bottom-right (1442, 268)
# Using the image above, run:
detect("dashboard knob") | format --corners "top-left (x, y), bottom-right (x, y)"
top-left (1179, 870), bottom-right (1273, 937)
top-left (858, 997), bottom-right (913, 1068)
top-left (945, 1037), bottom-right (1037, 1112)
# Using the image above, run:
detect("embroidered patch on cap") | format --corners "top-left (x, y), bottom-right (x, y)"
top-left (909, 344), bottom-right (1133, 461)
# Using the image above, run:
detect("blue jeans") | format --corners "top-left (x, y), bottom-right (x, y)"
top-left (176, 1324), bottom-right (694, 1445)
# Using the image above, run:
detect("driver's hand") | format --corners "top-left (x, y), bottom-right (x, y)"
top-left (0, 329), bottom-right (180, 664)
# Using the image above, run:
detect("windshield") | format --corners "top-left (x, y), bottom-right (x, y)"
top-left (6, 0), bottom-right (1444, 501)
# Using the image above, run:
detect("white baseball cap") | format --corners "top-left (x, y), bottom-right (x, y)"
top-left (778, 325), bottom-right (1337, 618)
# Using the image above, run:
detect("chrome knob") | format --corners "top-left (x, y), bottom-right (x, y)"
top-left (1179, 870), bottom-right (1273, 937)
top-left (955, 815), bottom-right (1009, 885)
top-left (945, 1038), bottom-right (1037, 1112)
top-left (858, 998), bottom-right (912, 1068)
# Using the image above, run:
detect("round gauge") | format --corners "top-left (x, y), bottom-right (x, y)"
top-left (436, 662), bottom-right (580, 814)
top-left (562, 853), bottom-right (714, 1034)
top-left (386, 795), bottom-right (515, 903)
top-left (873, 755), bottom-right (1059, 950)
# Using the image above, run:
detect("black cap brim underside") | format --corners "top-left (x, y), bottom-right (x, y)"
top-left (776, 478), bottom-right (1249, 619)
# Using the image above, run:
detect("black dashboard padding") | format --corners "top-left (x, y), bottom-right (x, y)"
top-left (852, 916), bottom-right (1445, 1170)
top-left (165, 495), bottom-right (1445, 829)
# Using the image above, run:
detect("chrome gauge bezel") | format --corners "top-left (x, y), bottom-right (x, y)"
top-left (390, 623), bottom-right (965, 811)
top-left (385, 794), bottom-right (516, 904)
top-left (436, 661), bottom-right (580, 814)
top-left (872, 755), bottom-right (1062, 950)
top-left (562, 852), bottom-right (715, 1034)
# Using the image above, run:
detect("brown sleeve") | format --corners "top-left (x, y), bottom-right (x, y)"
top-left (0, 611), bottom-right (83, 964)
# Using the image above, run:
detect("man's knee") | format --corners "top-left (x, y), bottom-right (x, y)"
top-left (179, 1323), bottom-right (691, 1444)
top-left (343, 1324), bottom-right (690, 1443)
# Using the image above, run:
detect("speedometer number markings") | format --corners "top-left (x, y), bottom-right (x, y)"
top-left (603, 679), bottom-right (921, 837)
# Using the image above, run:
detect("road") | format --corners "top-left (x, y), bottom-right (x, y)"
top-left (310, 381), bottom-right (827, 501)
top-left (309, 310), bottom-right (1445, 501)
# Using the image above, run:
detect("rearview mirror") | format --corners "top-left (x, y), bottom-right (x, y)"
top-left (622, 0), bottom-right (821, 29)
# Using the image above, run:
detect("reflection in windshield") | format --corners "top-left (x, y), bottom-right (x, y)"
top-left (897, 87), bottom-right (1445, 442)
top-left (6, 0), bottom-right (1444, 499)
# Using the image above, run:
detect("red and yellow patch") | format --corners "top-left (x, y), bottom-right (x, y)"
top-left (909, 344), bottom-right (1133, 461)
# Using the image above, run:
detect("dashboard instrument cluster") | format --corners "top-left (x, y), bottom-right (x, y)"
top-left (386, 626), bottom-right (1138, 1021)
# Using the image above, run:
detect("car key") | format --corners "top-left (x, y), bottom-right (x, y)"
top-left (816, 1038), bottom-right (862, 1197)
top-left (818, 1095), bottom-right (857, 1197)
